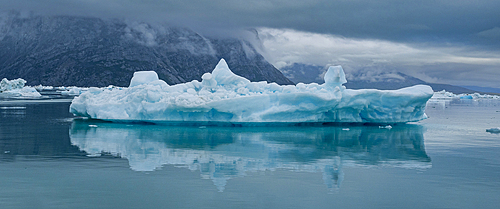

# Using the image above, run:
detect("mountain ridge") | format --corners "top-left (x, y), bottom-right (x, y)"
top-left (0, 12), bottom-right (293, 87)
top-left (280, 63), bottom-right (476, 94)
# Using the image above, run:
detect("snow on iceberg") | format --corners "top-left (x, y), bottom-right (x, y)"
top-left (70, 59), bottom-right (434, 124)
top-left (0, 78), bottom-right (41, 98)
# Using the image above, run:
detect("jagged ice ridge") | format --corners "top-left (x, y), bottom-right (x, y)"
top-left (70, 59), bottom-right (434, 124)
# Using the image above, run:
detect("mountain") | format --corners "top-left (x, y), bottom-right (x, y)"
top-left (0, 12), bottom-right (292, 87)
top-left (425, 83), bottom-right (475, 94)
top-left (279, 63), bottom-right (324, 84)
top-left (280, 63), bottom-right (476, 94)
top-left (461, 86), bottom-right (500, 94)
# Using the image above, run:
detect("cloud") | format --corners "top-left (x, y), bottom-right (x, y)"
top-left (258, 28), bottom-right (500, 88)
top-left (124, 22), bottom-right (158, 47)
top-left (2, 0), bottom-right (499, 87)
top-left (1, 0), bottom-right (500, 47)
top-left (478, 27), bottom-right (500, 39)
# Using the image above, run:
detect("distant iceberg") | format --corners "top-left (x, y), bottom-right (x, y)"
top-left (70, 59), bottom-right (433, 124)
top-left (33, 85), bottom-right (124, 97)
top-left (431, 90), bottom-right (500, 100)
top-left (486, 127), bottom-right (500, 134)
top-left (0, 78), bottom-right (41, 98)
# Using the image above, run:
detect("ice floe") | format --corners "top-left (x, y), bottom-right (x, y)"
top-left (486, 127), bottom-right (500, 134)
top-left (0, 78), bottom-right (41, 98)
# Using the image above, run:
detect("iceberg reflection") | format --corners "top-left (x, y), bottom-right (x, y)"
top-left (70, 121), bottom-right (431, 191)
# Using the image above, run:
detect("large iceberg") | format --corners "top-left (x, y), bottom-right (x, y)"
top-left (70, 59), bottom-right (433, 125)
top-left (0, 78), bottom-right (41, 98)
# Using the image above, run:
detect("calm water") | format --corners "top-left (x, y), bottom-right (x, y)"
top-left (1, 98), bottom-right (499, 209)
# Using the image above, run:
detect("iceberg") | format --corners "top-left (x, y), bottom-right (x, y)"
top-left (0, 78), bottom-right (41, 98)
top-left (431, 90), bottom-right (500, 100)
top-left (486, 127), bottom-right (500, 134)
top-left (33, 85), bottom-right (124, 97)
top-left (70, 59), bottom-right (433, 125)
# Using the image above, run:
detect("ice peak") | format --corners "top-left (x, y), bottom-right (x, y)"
top-left (213, 58), bottom-right (230, 73)
top-left (211, 58), bottom-right (250, 86)
top-left (324, 66), bottom-right (347, 86)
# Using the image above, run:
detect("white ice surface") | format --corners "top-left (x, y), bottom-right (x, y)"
top-left (70, 59), bottom-right (434, 124)
top-left (0, 78), bottom-right (41, 97)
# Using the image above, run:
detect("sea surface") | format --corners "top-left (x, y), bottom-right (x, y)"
top-left (1, 97), bottom-right (499, 209)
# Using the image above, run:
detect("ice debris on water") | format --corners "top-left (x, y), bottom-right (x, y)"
top-left (431, 90), bottom-right (500, 100)
top-left (0, 106), bottom-right (26, 109)
top-left (33, 85), bottom-right (124, 96)
top-left (70, 59), bottom-right (434, 124)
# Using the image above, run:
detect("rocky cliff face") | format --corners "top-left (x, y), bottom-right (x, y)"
top-left (0, 12), bottom-right (292, 87)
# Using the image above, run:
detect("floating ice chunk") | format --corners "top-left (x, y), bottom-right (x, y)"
top-left (0, 106), bottom-right (26, 109)
top-left (34, 85), bottom-right (54, 91)
top-left (0, 78), bottom-right (41, 97)
top-left (486, 127), bottom-right (500, 134)
top-left (61, 87), bottom-right (83, 96)
top-left (379, 125), bottom-right (392, 129)
top-left (70, 59), bottom-right (434, 124)
top-left (59, 86), bottom-right (124, 96)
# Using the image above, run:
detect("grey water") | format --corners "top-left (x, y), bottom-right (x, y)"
top-left (1, 98), bottom-right (499, 209)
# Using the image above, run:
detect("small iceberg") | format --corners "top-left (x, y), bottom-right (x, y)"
top-left (486, 127), bottom-right (500, 134)
top-left (0, 78), bottom-right (41, 98)
top-left (379, 125), bottom-right (393, 129)
top-left (70, 59), bottom-right (434, 125)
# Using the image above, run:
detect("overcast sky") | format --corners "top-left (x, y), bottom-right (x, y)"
top-left (2, 0), bottom-right (500, 88)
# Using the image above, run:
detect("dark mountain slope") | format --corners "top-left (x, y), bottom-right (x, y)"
top-left (0, 12), bottom-right (292, 87)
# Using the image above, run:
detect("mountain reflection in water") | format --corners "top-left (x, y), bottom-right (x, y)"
top-left (70, 120), bottom-right (431, 192)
